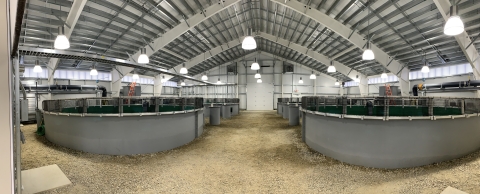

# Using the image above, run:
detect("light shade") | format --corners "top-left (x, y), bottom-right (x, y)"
top-left (54, 26), bottom-right (69, 49)
top-left (299, 77), bottom-right (303, 84)
top-left (90, 68), bottom-right (98, 76)
top-left (355, 75), bottom-right (360, 83)
top-left (257, 78), bottom-right (262, 83)
top-left (327, 65), bottom-right (336, 73)
top-left (335, 80), bottom-right (340, 86)
top-left (181, 81), bottom-right (185, 86)
top-left (444, 6), bottom-right (464, 36)
top-left (242, 36), bottom-right (257, 50)
top-left (310, 71), bottom-right (316, 79)
top-left (161, 76), bottom-right (167, 83)
top-left (217, 78), bottom-right (221, 84)
top-left (362, 49), bottom-right (375, 60)
top-left (251, 58), bottom-right (260, 70)
top-left (254, 73), bottom-right (261, 79)
top-left (138, 48), bottom-right (149, 64)
top-left (421, 65), bottom-right (430, 73)
top-left (33, 65), bottom-right (42, 73)
top-left (180, 63), bottom-right (188, 74)
top-left (201, 74), bottom-right (208, 81)
top-left (381, 72), bottom-right (388, 79)
top-left (132, 73), bottom-right (139, 80)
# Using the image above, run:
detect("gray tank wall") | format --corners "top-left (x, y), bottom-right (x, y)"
top-left (44, 111), bottom-right (203, 155)
top-left (304, 112), bottom-right (480, 169)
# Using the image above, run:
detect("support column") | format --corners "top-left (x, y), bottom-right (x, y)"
top-left (358, 74), bottom-right (368, 96)
top-left (154, 74), bottom-right (163, 96)
top-left (1, 0), bottom-right (14, 192)
top-left (340, 86), bottom-right (344, 96)
top-left (111, 66), bottom-right (133, 97)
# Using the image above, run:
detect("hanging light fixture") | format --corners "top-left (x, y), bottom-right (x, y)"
top-left (335, 80), bottom-right (340, 86)
top-left (54, 26), bottom-right (70, 49)
top-left (161, 75), bottom-right (167, 83)
top-left (251, 58), bottom-right (260, 70)
top-left (33, 60), bottom-right (42, 73)
top-left (327, 61), bottom-right (336, 72)
top-left (299, 77), bottom-right (304, 84)
top-left (421, 52), bottom-right (430, 73)
top-left (217, 78), bottom-right (221, 84)
top-left (180, 63), bottom-right (188, 74)
top-left (132, 73), bottom-right (139, 80)
top-left (310, 71), bottom-right (316, 79)
top-left (381, 72), bottom-right (388, 79)
top-left (181, 80), bottom-right (186, 86)
top-left (444, 5), bottom-right (464, 36)
top-left (362, 3), bottom-right (375, 60)
top-left (201, 73), bottom-right (208, 81)
top-left (254, 71), bottom-right (261, 79)
top-left (257, 78), bottom-right (262, 83)
top-left (242, 28), bottom-right (257, 50)
top-left (137, 48), bottom-right (149, 64)
top-left (90, 65), bottom-right (98, 76)
top-left (355, 75), bottom-right (360, 83)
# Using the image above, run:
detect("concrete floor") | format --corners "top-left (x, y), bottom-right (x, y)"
top-left (22, 111), bottom-right (480, 193)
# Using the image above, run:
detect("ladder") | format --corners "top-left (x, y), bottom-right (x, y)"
top-left (385, 84), bottom-right (395, 105)
top-left (128, 82), bottom-right (136, 96)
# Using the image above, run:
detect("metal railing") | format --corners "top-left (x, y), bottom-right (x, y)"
top-left (204, 98), bottom-right (239, 104)
top-left (301, 96), bottom-right (480, 118)
top-left (278, 98), bottom-right (301, 103)
top-left (42, 97), bottom-right (204, 115)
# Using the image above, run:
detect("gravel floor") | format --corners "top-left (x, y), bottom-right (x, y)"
top-left (22, 111), bottom-right (480, 193)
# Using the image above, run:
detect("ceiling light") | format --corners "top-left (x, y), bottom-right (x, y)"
top-left (251, 58), bottom-right (260, 70)
top-left (161, 76), bottom-right (167, 83)
top-left (381, 72), bottom-right (388, 79)
top-left (90, 67), bottom-right (98, 76)
top-left (310, 71), bottom-right (316, 79)
top-left (33, 60), bottom-right (42, 73)
top-left (335, 80), bottom-right (340, 86)
top-left (201, 73), bottom-right (208, 81)
top-left (180, 63), bottom-right (188, 74)
top-left (444, 5), bottom-right (464, 36)
top-left (327, 61), bottom-right (336, 72)
top-left (421, 65), bottom-right (430, 73)
top-left (217, 78), bottom-right (221, 84)
top-left (355, 75), bottom-right (360, 83)
top-left (362, 48), bottom-right (375, 60)
top-left (132, 73), bottom-right (139, 80)
top-left (181, 80), bottom-right (185, 86)
top-left (242, 28), bottom-right (257, 50)
top-left (299, 77), bottom-right (303, 84)
top-left (138, 48), bottom-right (149, 64)
top-left (257, 78), bottom-right (262, 83)
top-left (254, 71), bottom-right (261, 79)
top-left (54, 26), bottom-right (70, 49)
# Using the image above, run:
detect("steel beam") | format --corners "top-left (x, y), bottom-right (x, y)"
top-left (271, 0), bottom-right (409, 96)
top-left (46, 0), bottom-right (87, 85)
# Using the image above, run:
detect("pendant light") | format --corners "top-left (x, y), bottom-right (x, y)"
top-left (54, 26), bottom-right (70, 49)
top-left (161, 75), bottom-right (167, 83)
top-left (132, 72), bottom-right (139, 80)
top-left (138, 48), bottom-right (149, 64)
top-left (254, 71), bottom-right (261, 79)
top-left (201, 73), bottom-right (208, 81)
top-left (355, 75), bottom-right (360, 83)
top-left (251, 58), bottom-right (260, 70)
top-left (421, 52), bottom-right (430, 73)
top-left (90, 65), bottom-right (98, 76)
top-left (381, 72), bottom-right (388, 79)
top-left (335, 80), bottom-right (340, 86)
top-left (362, 3), bottom-right (375, 60)
top-left (180, 63), bottom-right (188, 74)
top-left (217, 78), bottom-right (221, 84)
top-left (180, 80), bottom-right (186, 86)
top-left (310, 71), bottom-right (316, 79)
top-left (444, 5), bottom-right (464, 36)
top-left (33, 60), bottom-right (42, 73)
top-left (327, 61), bottom-right (336, 72)
top-left (242, 28), bottom-right (257, 50)
top-left (257, 78), bottom-right (262, 83)
top-left (299, 77), bottom-right (303, 84)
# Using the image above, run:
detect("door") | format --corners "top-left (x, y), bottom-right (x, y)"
top-left (246, 83), bottom-right (274, 110)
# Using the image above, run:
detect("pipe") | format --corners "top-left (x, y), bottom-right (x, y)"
top-left (23, 84), bottom-right (108, 97)
top-left (14, 56), bottom-right (22, 194)
top-left (412, 80), bottom-right (480, 96)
